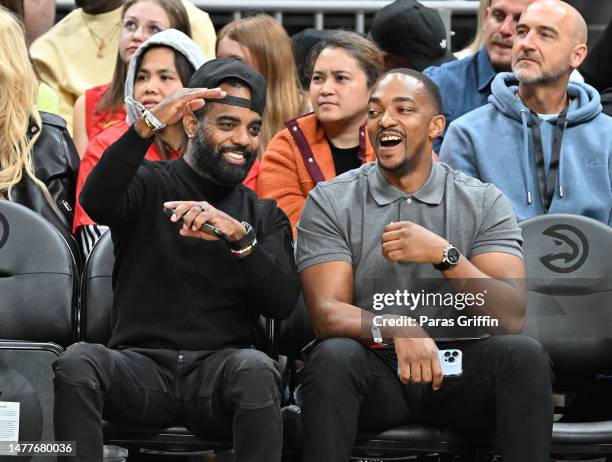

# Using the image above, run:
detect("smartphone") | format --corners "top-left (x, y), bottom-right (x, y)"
top-left (396, 349), bottom-right (463, 379)
top-left (438, 349), bottom-right (463, 377)
top-left (163, 207), bottom-right (227, 240)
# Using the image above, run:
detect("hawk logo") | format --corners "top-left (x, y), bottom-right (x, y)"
top-left (439, 39), bottom-right (447, 49)
top-left (0, 212), bottom-right (8, 250)
top-left (539, 224), bottom-right (589, 273)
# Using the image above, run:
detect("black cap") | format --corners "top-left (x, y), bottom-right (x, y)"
top-left (370, 0), bottom-right (455, 72)
top-left (188, 58), bottom-right (267, 116)
top-left (292, 28), bottom-right (333, 88)
top-left (292, 28), bottom-right (332, 64)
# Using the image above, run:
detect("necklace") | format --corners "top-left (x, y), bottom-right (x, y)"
top-left (81, 11), bottom-right (120, 59)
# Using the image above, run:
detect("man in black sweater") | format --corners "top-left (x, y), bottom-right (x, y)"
top-left (53, 59), bottom-right (300, 462)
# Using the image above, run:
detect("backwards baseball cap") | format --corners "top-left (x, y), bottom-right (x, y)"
top-left (188, 58), bottom-right (267, 116)
top-left (370, 0), bottom-right (455, 72)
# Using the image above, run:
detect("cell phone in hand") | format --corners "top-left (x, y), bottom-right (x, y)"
top-left (438, 349), bottom-right (463, 377)
top-left (396, 349), bottom-right (463, 379)
top-left (162, 206), bottom-right (227, 240)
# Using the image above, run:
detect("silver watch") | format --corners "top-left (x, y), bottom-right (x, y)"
top-left (125, 96), bottom-right (166, 132)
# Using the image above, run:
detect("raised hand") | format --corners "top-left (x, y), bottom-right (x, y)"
top-left (134, 87), bottom-right (226, 138)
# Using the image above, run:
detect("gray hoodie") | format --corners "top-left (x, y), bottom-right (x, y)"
top-left (441, 72), bottom-right (612, 225)
top-left (124, 29), bottom-right (207, 124)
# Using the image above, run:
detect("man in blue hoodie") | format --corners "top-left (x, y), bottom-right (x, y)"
top-left (440, 0), bottom-right (612, 226)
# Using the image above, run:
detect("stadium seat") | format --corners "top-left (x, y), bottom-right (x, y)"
top-left (520, 213), bottom-right (612, 458)
top-left (0, 201), bottom-right (78, 457)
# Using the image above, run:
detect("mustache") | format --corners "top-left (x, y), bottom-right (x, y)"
top-left (492, 36), bottom-right (513, 47)
top-left (513, 51), bottom-right (539, 62)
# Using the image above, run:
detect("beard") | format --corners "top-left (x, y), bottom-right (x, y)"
top-left (512, 55), bottom-right (572, 85)
top-left (378, 155), bottom-right (409, 173)
top-left (190, 128), bottom-right (257, 186)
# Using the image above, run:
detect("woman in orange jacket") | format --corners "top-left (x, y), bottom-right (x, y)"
top-left (258, 31), bottom-right (384, 236)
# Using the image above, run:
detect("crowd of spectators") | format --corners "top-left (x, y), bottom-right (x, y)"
top-left (0, 0), bottom-right (611, 460)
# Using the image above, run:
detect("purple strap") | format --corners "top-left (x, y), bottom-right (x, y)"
top-left (286, 119), bottom-right (368, 184)
top-left (286, 119), bottom-right (325, 184)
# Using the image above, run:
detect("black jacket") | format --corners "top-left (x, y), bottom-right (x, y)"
top-left (11, 112), bottom-right (80, 260)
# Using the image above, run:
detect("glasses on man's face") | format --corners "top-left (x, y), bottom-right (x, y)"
top-left (120, 18), bottom-right (166, 38)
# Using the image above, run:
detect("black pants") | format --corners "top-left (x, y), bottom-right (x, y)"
top-left (300, 335), bottom-right (554, 462)
top-left (53, 342), bottom-right (282, 462)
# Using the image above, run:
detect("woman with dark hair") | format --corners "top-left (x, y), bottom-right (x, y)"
top-left (72, 29), bottom-right (204, 256)
top-left (258, 31), bottom-right (384, 236)
top-left (72, 0), bottom-right (191, 156)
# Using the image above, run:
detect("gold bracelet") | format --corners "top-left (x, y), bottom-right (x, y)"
top-left (230, 239), bottom-right (257, 258)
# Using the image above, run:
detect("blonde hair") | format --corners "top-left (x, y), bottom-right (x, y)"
top-left (217, 14), bottom-right (307, 152)
top-left (0, 7), bottom-right (51, 205)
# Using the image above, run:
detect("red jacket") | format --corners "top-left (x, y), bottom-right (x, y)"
top-left (84, 84), bottom-right (127, 140)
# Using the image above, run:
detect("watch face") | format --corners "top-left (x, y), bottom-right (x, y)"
top-left (447, 247), bottom-right (460, 265)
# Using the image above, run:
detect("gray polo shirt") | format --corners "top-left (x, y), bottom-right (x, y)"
top-left (296, 161), bottom-right (522, 339)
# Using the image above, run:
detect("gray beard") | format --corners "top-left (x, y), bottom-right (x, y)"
top-left (514, 62), bottom-right (572, 85)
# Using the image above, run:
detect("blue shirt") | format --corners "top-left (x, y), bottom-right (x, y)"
top-left (424, 48), bottom-right (497, 151)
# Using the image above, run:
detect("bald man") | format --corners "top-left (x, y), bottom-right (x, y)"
top-left (441, 0), bottom-right (612, 226)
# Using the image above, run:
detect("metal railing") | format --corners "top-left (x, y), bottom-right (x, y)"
top-left (56, 0), bottom-right (479, 46)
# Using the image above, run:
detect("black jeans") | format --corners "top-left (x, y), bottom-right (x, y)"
top-left (53, 342), bottom-right (282, 462)
top-left (300, 335), bottom-right (554, 462)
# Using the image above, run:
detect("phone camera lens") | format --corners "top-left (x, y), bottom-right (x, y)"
top-left (444, 351), bottom-right (451, 357)
top-left (448, 357), bottom-right (455, 363)
top-left (452, 351), bottom-right (458, 357)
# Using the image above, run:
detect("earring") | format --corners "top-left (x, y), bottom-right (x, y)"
top-left (187, 133), bottom-right (194, 138)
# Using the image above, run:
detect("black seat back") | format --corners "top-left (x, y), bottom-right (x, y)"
top-left (520, 214), bottom-right (612, 381)
top-left (0, 201), bottom-right (77, 347)
top-left (80, 230), bottom-right (114, 343)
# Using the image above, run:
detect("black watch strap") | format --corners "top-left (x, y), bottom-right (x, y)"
top-left (433, 259), bottom-right (453, 271)
top-left (433, 244), bottom-right (460, 271)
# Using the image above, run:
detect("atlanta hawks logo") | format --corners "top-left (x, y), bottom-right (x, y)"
top-left (539, 224), bottom-right (589, 274)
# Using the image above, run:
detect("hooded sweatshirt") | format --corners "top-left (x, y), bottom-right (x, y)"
top-left (124, 29), bottom-right (206, 124)
top-left (440, 72), bottom-right (612, 226)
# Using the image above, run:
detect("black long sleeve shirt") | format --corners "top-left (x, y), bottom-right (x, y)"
top-left (80, 127), bottom-right (300, 351)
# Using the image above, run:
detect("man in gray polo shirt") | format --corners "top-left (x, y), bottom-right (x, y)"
top-left (296, 69), bottom-right (553, 462)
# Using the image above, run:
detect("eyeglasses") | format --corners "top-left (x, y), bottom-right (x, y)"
top-left (120, 18), bottom-right (167, 38)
